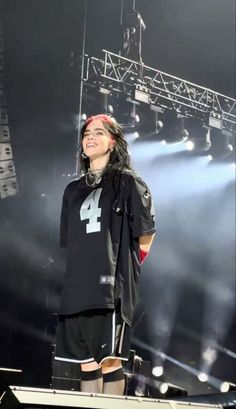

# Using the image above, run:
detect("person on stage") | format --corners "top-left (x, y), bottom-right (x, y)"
top-left (55, 114), bottom-right (156, 395)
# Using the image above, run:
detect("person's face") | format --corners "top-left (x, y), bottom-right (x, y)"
top-left (82, 119), bottom-right (115, 161)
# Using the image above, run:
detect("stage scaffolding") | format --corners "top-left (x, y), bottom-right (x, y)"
top-left (82, 49), bottom-right (236, 133)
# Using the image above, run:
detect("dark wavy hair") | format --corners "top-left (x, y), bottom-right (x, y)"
top-left (79, 114), bottom-right (132, 174)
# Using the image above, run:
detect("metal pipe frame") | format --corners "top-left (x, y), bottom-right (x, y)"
top-left (83, 50), bottom-right (236, 133)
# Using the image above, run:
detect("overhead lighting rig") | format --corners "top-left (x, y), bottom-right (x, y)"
top-left (83, 50), bottom-right (236, 134)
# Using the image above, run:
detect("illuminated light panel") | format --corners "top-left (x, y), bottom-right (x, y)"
top-left (186, 140), bottom-right (195, 151)
top-left (152, 366), bottom-right (164, 377)
top-left (159, 382), bottom-right (168, 394)
top-left (220, 382), bottom-right (236, 393)
top-left (220, 382), bottom-right (230, 393)
top-left (198, 373), bottom-right (209, 383)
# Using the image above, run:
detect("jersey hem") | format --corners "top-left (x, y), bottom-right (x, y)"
top-left (133, 228), bottom-right (156, 238)
top-left (99, 356), bottom-right (129, 365)
top-left (59, 304), bottom-right (115, 316)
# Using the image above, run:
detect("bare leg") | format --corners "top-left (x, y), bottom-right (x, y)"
top-left (80, 361), bottom-right (103, 393)
top-left (102, 359), bottom-right (125, 395)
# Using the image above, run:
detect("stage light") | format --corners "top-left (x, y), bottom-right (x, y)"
top-left (220, 382), bottom-right (230, 393)
top-left (153, 381), bottom-right (188, 397)
top-left (131, 105), bottom-right (164, 139)
top-left (124, 132), bottom-right (140, 144)
top-left (130, 111), bottom-right (140, 125)
top-left (160, 112), bottom-right (189, 144)
top-left (198, 126), bottom-right (211, 151)
top-left (156, 120), bottom-right (164, 133)
top-left (220, 382), bottom-right (236, 393)
top-left (98, 87), bottom-right (115, 117)
top-left (127, 99), bottom-right (140, 128)
top-left (187, 134), bottom-right (211, 152)
top-left (209, 128), bottom-right (235, 160)
top-left (185, 119), bottom-right (213, 153)
top-left (186, 140), bottom-right (195, 151)
top-left (152, 366), bottom-right (164, 377)
top-left (198, 372), bottom-right (209, 382)
top-left (107, 104), bottom-right (114, 115)
top-left (159, 382), bottom-right (168, 394)
top-left (173, 115), bottom-right (189, 142)
top-left (161, 140), bottom-right (167, 145)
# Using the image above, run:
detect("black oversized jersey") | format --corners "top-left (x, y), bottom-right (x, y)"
top-left (59, 169), bottom-right (156, 325)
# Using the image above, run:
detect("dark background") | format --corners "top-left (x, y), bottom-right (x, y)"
top-left (0, 0), bottom-right (235, 396)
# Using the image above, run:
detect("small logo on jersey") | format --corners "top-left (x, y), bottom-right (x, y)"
top-left (100, 275), bottom-right (115, 285)
top-left (142, 190), bottom-right (151, 208)
top-left (101, 343), bottom-right (107, 349)
top-left (143, 191), bottom-right (150, 199)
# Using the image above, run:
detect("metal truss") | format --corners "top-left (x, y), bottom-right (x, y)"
top-left (83, 50), bottom-right (236, 133)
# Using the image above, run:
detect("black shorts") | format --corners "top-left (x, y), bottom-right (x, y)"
top-left (54, 309), bottom-right (131, 365)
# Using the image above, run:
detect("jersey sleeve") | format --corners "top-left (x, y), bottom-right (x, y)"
top-left (128, 175), bottom-right (156, 238)
top-left (59, 185), bottom-right (70, 247)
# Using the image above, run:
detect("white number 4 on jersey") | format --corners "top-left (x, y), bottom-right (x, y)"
top-left (80, 188), bottom-right (102, 233)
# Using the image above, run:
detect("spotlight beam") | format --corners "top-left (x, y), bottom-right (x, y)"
top-left (133, 337), bottom-right (232, 391)
top-left (133, 337), bottom-right (200, 377)
top-left (176, 324), bottom-right (236, 360)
